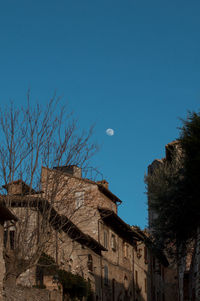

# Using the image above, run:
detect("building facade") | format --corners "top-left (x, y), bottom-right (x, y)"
top-left (0, 206), bottom-right (17, 300)
top-left (41, 165), bottom-right (139, 301)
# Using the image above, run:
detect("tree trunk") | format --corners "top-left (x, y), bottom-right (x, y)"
top-left (4, 273), bottom-right (17, 288)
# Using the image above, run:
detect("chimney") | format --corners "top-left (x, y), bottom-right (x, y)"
top-left (97, 180), bottom-right (109, 189)
top-left (53, 165), bottom-right (82, 178)
top-left (7, 181), bottom-right (23, 195)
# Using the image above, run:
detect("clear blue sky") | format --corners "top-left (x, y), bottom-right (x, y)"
top-left (0, 0), bottom-right (200, 228)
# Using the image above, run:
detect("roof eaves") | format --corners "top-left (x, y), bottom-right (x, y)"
top-left (97, 185), bottom-right (122, 204)
top-left (0, 194), bottom-right (105, 255)
top-left (131, 225), bottom-right (169, 267)
top-left (0, 205), bottom-right (18, 221)
top-left (98, 207), bottom-right (140, 245)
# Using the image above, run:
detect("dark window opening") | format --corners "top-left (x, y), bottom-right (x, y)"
top-left (104, 265), bottom-right (108, 285)
top-left (36, 266), bottom-right (44, 287)
top-left (10, 231), bottom-right (15, 250)
top-left (4, 230), bottom-right (8, 248)
top-left (87, 254), bottom-right (93, 272)
top-left (111, 234), bottom-right (116, 251)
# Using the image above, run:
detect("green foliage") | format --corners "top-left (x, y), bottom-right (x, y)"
top-left (180, 111), bottom-right (200, 201)
top-left (37, 253), bottom-right (58, 275)
top-left (37, 253), bottom-right (93, 300)
top-left (145, 111), bottom-right (200, 258)
top-left (57, 269), bottom-right (93, 300)
top-left (145, 155), bottom-right (187, 255)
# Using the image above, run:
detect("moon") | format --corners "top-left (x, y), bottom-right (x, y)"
top-left (106, 128), bottom-right (114, 136)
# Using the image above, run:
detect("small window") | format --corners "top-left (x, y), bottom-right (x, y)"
top-left (104, 231), bottom-right (108, 249)
top-left (124, 275), bottom-right (128, 289)
top-left (111, 234), bottom-right (116, 251)
top-left (104, 265), bottom-right (108, 285)
top-left (4, 230), bottom-right (8, 248)
top-left (137, 248), bottom-right (142, 259)
top-left (10, 231), bottom-right (15, 250)
top-left (36, 266), bottom-right (44, 287)
top-left (75, 191), bottom-right (84, 209)
top-left (123, 242), bottom-right (128, 258)
top-left (87, 254), bottom-right (93, 272)
top-left (135, 270), bottom-right (138, 285)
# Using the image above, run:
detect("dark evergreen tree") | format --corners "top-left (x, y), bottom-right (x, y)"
top-left (145, 111), bottom-right (200, 259)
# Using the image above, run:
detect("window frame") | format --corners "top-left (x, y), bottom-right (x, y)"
top-left (75, 191), bottom-right (84, 209)
top-left (123, 241), bottom-right (129, 258)
top-left (103, 230), bottom-right (108, 249)
top-left (87, 254), bottom-right (93, 272)
top-left (111, 234), bottom-right (116, 251)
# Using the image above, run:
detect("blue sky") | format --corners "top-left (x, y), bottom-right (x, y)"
top-left (0, 0), bottom-right (200, 228)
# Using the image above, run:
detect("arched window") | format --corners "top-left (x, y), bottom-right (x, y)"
top-left (87, 254), bottom-right (93, 272)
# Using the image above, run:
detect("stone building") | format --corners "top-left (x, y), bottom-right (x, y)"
top-left (40, 165), bottom-right (141, 301)
top-left (40, 165), bottom-right (174, 301)
top-left (2, 166), bottom-right (142, 301)
top-left (131, 226), bottom-right (171, 301)
top-left (1, 163), bottom-right (176, 301)
top-left (0, 205), bottom-right (17, 300)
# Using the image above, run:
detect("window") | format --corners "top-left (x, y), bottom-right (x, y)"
top-left (104, 231), bottom-right (108, 249)
top-left (87, 254), bottom-right (93, 272)
top-left (111, 234), bottom-right (116, 251)
top-left (36, 266), bottom-right (44, 287)
top-left (4, 229), bottom-right (15, 250)
top-left (123, 242), bottom-right (128, 258)
top-left (10, 231), bottom-right (15, 250)
top-left (124, 275), bottom-right (128, 289)
top-left (75, 191), bottom-right (84, 209)
top-left (104, 265), bottom-right (108, 285)
top-left (136, 248), bottom-right (142, 259)
top-left (4, 230), bottom-right (8, 248)
top-left (135, 270), bottom-right (138, 286)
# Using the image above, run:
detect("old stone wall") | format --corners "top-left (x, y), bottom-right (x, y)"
top-left (0, 223), bottom-right (5, 301)
top-left (133, 241), bottom-right (148, 301)
top-left (41, 167), bottom-right (135, 300)
top-left (46, 230), bottom-right (102, 297)
top-left (4, 286), bottom-right (62, 301)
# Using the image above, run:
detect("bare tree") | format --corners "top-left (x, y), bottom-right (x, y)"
top-left (0, 93), bottom-right (98, 287)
